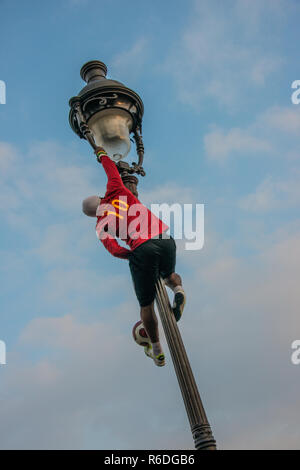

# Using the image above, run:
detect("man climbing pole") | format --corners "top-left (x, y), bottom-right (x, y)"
top-left (82, 147), bottom-right (186, 367)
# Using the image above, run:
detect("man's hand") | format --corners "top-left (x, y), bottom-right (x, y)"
top-left (94, 146), bottom-right (107, 163)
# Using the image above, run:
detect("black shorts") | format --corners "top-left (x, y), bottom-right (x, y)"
top-left (128, 234), bottom-right (176, 307)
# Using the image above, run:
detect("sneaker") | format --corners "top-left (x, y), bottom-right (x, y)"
top-left (172, 290), bottom-right (186, 322)
top-left (144, 344), bottom-right (165, 367)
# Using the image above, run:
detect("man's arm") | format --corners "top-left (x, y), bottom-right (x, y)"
top-left (100, 231), bottom-right (131, 259)
top-left (96, 215), bottom-right (130, 260)
top-left (96, 208), bottom-right (130, 259)
top-left (95, 148), bottom-right (124, 193)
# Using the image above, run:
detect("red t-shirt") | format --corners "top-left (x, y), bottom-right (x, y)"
top-left (95, 155), bottom-right (169, 259)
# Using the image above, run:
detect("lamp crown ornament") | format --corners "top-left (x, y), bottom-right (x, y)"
top-left (69, 60), bottom-right (145, 180)
top-left (80, 60), bottom-right (107, 83)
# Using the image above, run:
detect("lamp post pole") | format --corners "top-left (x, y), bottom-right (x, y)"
top-left (155, 278), bottom-right (217, 450)
top-left (69, 60), bottom-right (217, 450)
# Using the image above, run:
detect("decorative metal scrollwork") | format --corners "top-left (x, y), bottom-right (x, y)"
top-left (82, 93), bottom-right (118, 112)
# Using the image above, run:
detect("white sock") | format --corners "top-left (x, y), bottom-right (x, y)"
top-left (173, 285), bottom-right (184, 294)
top-left (152, 342), bottom-right (163, 356)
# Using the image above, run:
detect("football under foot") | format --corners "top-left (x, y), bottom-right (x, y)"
top-left (172, 290), bottom-right (186, 322)
top-left (144, 344), bottom-right (165, 367)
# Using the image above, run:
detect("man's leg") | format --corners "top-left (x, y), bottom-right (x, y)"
top-left (140, 301), bottom-right (159, 344)
top-left (157, 237), bottom-right (186, 322)
top-left (164, 272), bottom-right (182, 290)
top-left (164, 272), bottom-right (186, 322)
top-left (140, 301), bottom-right (165, 367)
top-left (128, 240), bottom-right (165, 366)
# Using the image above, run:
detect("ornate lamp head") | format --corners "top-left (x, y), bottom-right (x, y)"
top-left (69, 60), bottom-right (145, 176)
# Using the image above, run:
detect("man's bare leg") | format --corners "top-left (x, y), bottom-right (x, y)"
top-left (140, 302), bottom-right (165, 366)
top-left (140, 301), bottom-right (159, 344)
top-left (164, 272), bottom-right (182, 290)
top-left (163, 272), bottom-right (186, 322)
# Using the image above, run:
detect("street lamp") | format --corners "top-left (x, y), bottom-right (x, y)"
top-left (69, 60), bottom-right (145, 194)
top-left (68, 60), bottom-right (217, 450)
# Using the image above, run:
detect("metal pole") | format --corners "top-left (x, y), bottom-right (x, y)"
top-left (155, 277), bottom-right (217, 450)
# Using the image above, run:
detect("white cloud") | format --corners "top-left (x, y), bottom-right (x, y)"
top-left (0, 142), bottom-right (17, 176)
top-left (40, 267), bottom-right (127, 309)
top-left (250, 57), bottom-right (282, 85)
top-left (239, 172), bottom-right (300, 212)
top-left (140, 182), bottom-right (195, 206)
top-left (161, 0), bottom-right (283, 109)
top-left (203, 105), bottom-right (300, 162)
top-left (0, 141), bottom-right (100, 220)
top-left (204, 127), bottom-right (271, 162)
top-left (239, 176), bottom-right (276, 211)
top-left (261, 106), bottom-right (300, 134)
top-left (111, 38), bottom-right (150, 83)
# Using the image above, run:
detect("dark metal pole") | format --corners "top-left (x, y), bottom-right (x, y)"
top-left (155, 277), bottom-right (217, 450)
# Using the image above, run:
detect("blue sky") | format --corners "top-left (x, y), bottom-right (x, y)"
top-left (1, 0), bottom-right (300, 449)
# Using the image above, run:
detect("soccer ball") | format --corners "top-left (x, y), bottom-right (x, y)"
top-left (132, 320), bottom-right (150, 347)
